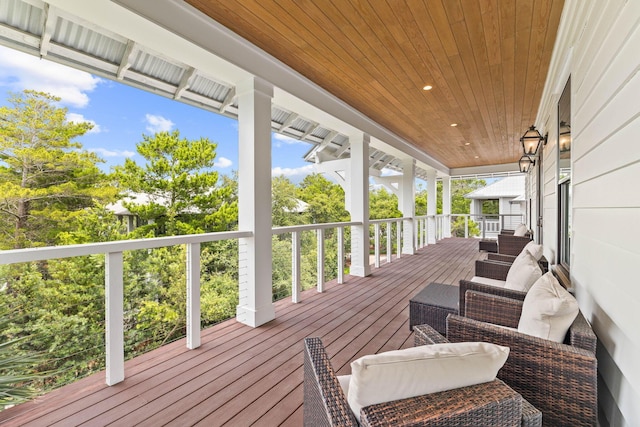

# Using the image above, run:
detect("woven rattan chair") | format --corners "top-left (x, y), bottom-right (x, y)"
top-left (447, 290), bottom-right (598, 426)
top-left (498, 233), bottom-right (533, 256)
top-left (458, 258), bottom-right (548, 316)
top-left (304, 334), bottom-right (542, 426)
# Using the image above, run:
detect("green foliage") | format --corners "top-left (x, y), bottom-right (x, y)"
top-left (370, 188), bottom-right (402, 219)
top-left (415, 179), bottom-right (486, 215)
top-left (297, 174), bottom-right (349, 224)
top-left (482, 199), bottom-right (499, 215)
top-left (272, 175), bottom-right (300, 227)
top-left (0, 305), bottom-right (48, 409)
top-left (451, 216), bottom-right (481, 237)
top-left (113, 130), bottom-right (237, 236)
top-left (0, 90), bottom-right (116, 249)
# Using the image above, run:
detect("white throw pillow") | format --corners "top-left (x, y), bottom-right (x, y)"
top-left (523, 241), bottom-right (543, 260)
top-left (518, 272), bottom-right (579, 342)
top-left (505, 251), bottom-right (542, 291)
top-left (346, 342), bottom-right (509, 420)
top-left (513, 223), bottom-right (528, 237)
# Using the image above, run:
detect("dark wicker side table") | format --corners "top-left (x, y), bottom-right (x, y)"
top-left (409, 283), bottom-right (459, 333)
top-left (479, 239), bottom-right (498, 252)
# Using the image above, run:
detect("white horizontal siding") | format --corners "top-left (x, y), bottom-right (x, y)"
top-left (536, 0), bottom-right (640, 424)
top-left (571, 0), bottom-right (640, 425)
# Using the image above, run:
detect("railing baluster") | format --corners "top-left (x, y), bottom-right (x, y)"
top-left (337, 227), bottom-right (344, 284)
top-left (105, 251), bottom-right (124, 386)
top-left (292, 231), bottom-right (301, 302)
top-left (186, 242), bottom-right (201, 350)
top-left (386, 221), bottom-right (391, 263)
top-left (465, 215), bottom-right (469, 238)
top-left (317, 229), bottom-right (325, 292)
top-left (374, 223), bottom-right (381, 268)
top-left (396, 220), bottom-right (401, 259)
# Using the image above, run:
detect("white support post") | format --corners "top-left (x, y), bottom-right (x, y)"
top-left (386, 222), bottom-right (392, 263)
top-left (186, 242), bottom-right (201, 349)
top-left (292, 231), bottom-right (301, 303)
top-left (374, 223), bottom-right (381, 268)
top-left (317, 229), bottom-right (325, 292)
top-left (442, 177), bottom-right (451, 238)
top-left (426, 169), bottom-right (437, 244)
top-left (236, 77), bottom-right (275, 327)
top-left (400, 159), bottom-right (416, 254)
top-left (337, 227), bottom-right (344, 284)
top-left (105, 251), bottom-right (124, 386)
top-left (347, 132), bottom-right (371, 277)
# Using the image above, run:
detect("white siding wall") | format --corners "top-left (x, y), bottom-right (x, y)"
top-left (536, 1), bottom-right (640, 425)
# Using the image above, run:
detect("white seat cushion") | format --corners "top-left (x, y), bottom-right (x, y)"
top-left (518, 272), bottom-right (579, 342)
top-left (505, 251), bottom-right (542, 292)
top-left (337, 374), bottom-right (351, 397)
top-left (346, 342), bottom-right (509, 420)
top-left (471, 275), bottom-right (507, 288)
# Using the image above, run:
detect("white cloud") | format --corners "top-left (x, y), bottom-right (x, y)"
top-left (272, 164), bottom-right (315, 178)
top-left (214, 157), bottom-right (232, 168)
top-left (67, 113), bottom-right (102, 133)
top-left (380, 168), bottom-right (402, 177)
top-left (0, 45), bottom-right (102, 108)
top-left (89, 147), bottom-right (136, 158)
top-left (145, 114), bottom-right (174, 133)
top-left (273, 133), bottom-right (310, 147)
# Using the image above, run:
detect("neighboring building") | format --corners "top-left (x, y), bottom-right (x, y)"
top-left (465, 176), bottom-right (526, 238)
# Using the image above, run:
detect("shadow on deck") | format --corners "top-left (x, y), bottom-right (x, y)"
top-left (1, 238), bottom-right (484, 426)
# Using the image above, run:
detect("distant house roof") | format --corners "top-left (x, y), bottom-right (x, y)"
top-left (465, 176), bottom-right (525, 200)
top-left (284, 199), bottom-right (309, 214)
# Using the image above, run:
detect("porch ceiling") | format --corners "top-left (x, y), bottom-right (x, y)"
top-left (185, 0), bottom-right (565, 169)
top-left (0, 0), bottom-right (563, 176)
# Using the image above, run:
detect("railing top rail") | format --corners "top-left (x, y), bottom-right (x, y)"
top-left (272, 221), bottom-right (361, 234)
top-left (369, 217), bottom-right (412, 225)
top-left (0, 230), bottom-right (253, 265)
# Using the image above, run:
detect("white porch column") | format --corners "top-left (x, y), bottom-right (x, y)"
top-left (400, 158), bottom-right (416, 254)
top-left (236, 77), bottom-right (275, 327)
top-left (348, 132), bottom-right (371, 277)
top-left (426, 169), bottom-right (437, 244)
top-left (442, 176), bottom-right (451, 238)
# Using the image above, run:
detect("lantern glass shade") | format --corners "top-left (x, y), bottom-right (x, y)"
top-left (559, 121), bottom-right (572, 152)
top-left (519, 155), bottom-right (535, 173)
top-left (520, 125), bottom-right (543, 155)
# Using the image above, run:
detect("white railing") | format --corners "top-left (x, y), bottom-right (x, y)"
top-left (369, 218), bottom-right (411, 268)
top-left (0, 231), bottom-right (251, 386)
top-left (7, 213), bottom-right (510, 388)
top-left (410, 214), bottom-right (526, 242)
top-left (272, 221), bottom-right (360, 302)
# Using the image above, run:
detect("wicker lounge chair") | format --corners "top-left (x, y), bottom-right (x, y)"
top-left (498, 233), bottom-right (533, 256)
top-left (304, 333), bottom-right (542, 426)
top-left (447, 290), bottom-right (598, 426)
top-left (458, 258), bottom-right (548, 316)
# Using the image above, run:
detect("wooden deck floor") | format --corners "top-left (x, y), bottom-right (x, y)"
top-left (1, 238), bottom-right (485, 426)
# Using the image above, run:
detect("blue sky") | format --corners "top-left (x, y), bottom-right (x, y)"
top-left (0, 45), bottom-right (316, 182)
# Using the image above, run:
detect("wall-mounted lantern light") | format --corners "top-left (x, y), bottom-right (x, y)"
top-left (519, 155), bottom-right (535, 173)
top-left (520, 125), bottom-right (546, 156)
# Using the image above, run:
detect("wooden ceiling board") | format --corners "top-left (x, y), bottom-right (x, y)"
top-left (185, 0), bottom-right (564, 169)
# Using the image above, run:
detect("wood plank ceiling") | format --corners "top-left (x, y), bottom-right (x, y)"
top-left (185, 0), bottom-right (564, 170)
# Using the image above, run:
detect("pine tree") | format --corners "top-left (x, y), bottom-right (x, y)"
top-left (113, 130), bottom-right (237, 236)
top-left (0, 90), bottom-right (114, 249)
